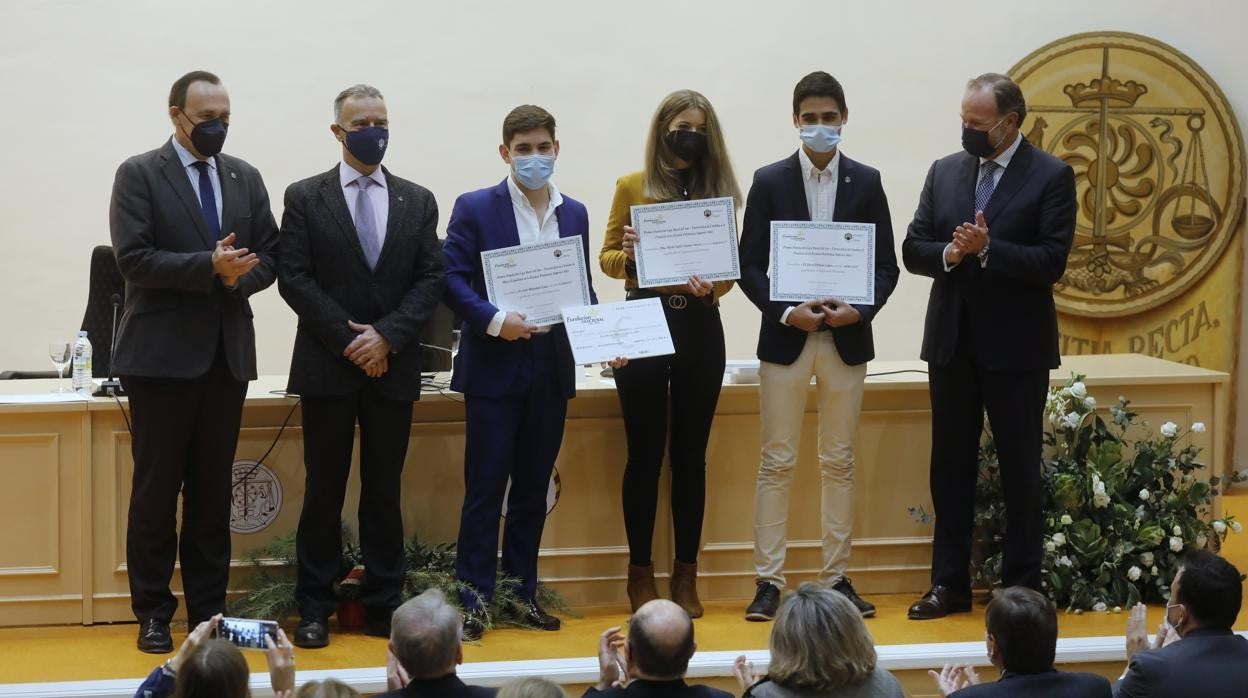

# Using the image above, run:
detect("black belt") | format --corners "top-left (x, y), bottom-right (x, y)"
top-left (626, 290), bottom-right (704, 310)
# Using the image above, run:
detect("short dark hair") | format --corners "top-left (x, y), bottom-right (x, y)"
top-left (1176, 551), bottom-right (1244, 629)
top-left (985, 587), bottom-right (1057, 674)
top-left (793, 71), bottom-right (847, 117)
top-left (169, 70), bottom-right (222, 110)
top-left (966, 73), bottom-right (1027, 127)
top-left (627, 613), bottom-right (695, 679)
top-left (502, 105), bottom-right (556, 147)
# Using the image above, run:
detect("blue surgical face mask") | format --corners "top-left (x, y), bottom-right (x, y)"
top-left (799, 124), bottom-right (842, 153)
top-left (512, 153), bottom-right (556, 190)
top-left (342, 125), bottom-right (388, 166)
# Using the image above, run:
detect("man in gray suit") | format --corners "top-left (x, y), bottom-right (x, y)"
top-left (279, 84), bottom-right (444, 648)
top-left (110, 70), bottom-right (278, 653)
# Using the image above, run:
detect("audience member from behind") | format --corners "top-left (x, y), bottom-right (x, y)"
top-left (498, 677), bottom-right (568, 698)
top-left (931, 587), bottom-right (1110, 697)
top-left (588, 599), bottom-right (730, 696)
top-left (376, 589), bottom-right (496, 697)
top-left (1116, 551), bottom-right (1248, 697)
top-left (733, 583), bottom-right (903, 697)
top-left (296, 679), bottom-right (361, 698)
top-left (134, 614), bottom-right (295, 698)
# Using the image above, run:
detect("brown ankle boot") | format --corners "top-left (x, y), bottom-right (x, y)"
top-left (627, 564), bottom-right (659, 612)
top-left (670, 560), bottom-right (704, 618)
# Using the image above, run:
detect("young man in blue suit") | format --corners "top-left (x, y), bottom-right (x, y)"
top-left (738, 71), bottom-right (900, 622)
top-left (443, 105), bottom-right (613, 640)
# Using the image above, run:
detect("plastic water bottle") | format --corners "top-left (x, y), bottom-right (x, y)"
top-left (71, 331), bottom-right (93, 393)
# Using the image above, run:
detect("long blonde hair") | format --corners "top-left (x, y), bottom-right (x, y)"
top-left (642, 89), bottom-right (741, 206)
top-left (767, 583), bottom-right (877, 691)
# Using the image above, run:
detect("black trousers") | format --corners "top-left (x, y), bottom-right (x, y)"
top-left (123, 345), bottom-right (247, 624)
top-left (295, 386), bottom-right (413, 619)
top-left (615, 295), bottom-right (725, 566)
top-left (927, 314), bottom-right (1048, 592)
top-left (455, 334), bottom-right (566, 608)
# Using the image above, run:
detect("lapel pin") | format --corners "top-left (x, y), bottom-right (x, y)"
top-left (844, 176), bottom-right (851, 183)
top-left (230, 172), bottom-right (237, 180)
top-left (398, 196), bottom-right (404, 202)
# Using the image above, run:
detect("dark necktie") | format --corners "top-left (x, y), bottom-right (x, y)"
top-left (973, 160), bottom-right (1000, 218)
top-left (192, 160), bottom-right (221, 239)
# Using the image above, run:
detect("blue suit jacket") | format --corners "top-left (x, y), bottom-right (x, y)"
top-left (443, 179), bottom-right (597, 400)
top-left (739, 151), bottom-right (899, 366)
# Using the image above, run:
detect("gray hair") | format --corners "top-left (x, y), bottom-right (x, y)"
top-left (768, 583), bottom-right (877, 691)
top-left (496, 678), bottom-right (568, 698)
top-left (334, 83), bottom-right (384, 121)
top-left (391, 588), bottom-right (462, 679)
top-left (966, 73), bottom-right (1027, 127)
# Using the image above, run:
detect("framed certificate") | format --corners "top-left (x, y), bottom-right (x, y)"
top-left (769, 221), bottom-right (875, 304)
top-left (631, 197), bottom-right (739, 287)
top-left (481, 237), bottom-right (592, 327)
top-left (561, 298), bottom-right (675, 365)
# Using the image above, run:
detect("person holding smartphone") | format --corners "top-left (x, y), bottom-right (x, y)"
top-left (600, 89), bottom-right (742, 618)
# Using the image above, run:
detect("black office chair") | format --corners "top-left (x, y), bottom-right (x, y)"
top-left (80, 245), bottom-right (126, 378)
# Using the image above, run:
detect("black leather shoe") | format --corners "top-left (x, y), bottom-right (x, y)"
top-left (519, 601), bottom-right (561, 631)
top-left (745, 581), bottom-right (781, 621)
top-left (832, 577), bottom-right (877, 618)
top-left (908, 585), bottom-right (972, 620)
top-left (462, 611), bottom-right (486, 641)
top-left (137, 619), bottom-right (173, 654)
top-left (364, 608), bottom-right (394, 638)
top-left (293, 616), bottom-right (330, 648)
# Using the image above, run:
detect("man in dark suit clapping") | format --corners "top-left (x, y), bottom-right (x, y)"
top-left (903, 73), bottom-right (1076, 620)
top-left (110, 70), bottom-right (278, 654)
top-left (279, 84), bottom-right (445, 648)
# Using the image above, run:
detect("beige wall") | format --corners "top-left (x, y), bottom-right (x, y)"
top-left (0, 0), bottom-right (1245, 376)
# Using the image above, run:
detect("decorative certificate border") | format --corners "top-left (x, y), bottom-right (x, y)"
top-left (769, 220), bottom-right (875, 304)
top-left (630, 196), bottom-right (739, 287)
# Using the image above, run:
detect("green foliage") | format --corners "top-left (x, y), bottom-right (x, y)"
top-left (973, 373), bottom-right (1246, 611)
top-left (230, 526), bottom-right (576, 629)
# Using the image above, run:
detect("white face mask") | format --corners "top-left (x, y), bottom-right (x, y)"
top-left (799, 124), bottom-right (842, 153)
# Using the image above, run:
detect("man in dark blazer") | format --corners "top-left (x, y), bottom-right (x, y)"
top-left (930, 587), bottom-right (1111, 697)
top-left (443, 105), bottom-right (603, 640)
top-left (586, 600), bottom-right (732, 697)
top-left (902, 73), bottom-right (1075, 619)
top-left (110, 70), bottom-right (277, 653)
top-left (1115, 551), bottom-right (1248, 697)
top-left (375, 589), bottom-right (497, 698)
top-left (278, 84), bottom-right (444, 649)
top-left (738, 71), bottom-right (899, 622)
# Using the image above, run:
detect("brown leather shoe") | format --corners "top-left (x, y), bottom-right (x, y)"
top-left (627, 564), bottom-right (659, 612)
top-left (907, 585), bottom-right (973, 620)
top-left (670, 560), bottom-right (704, 618)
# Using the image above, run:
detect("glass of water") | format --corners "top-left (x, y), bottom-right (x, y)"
top-left (48, 341), bottom-right (71, 393)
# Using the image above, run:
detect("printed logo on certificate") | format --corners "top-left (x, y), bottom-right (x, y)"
top-left (562, 298), bottom-right (675, 366)
top-left (630, 197), bottom-right (740, 288)
top-left (481, 237), bottom-right (592, 327)
top-left (768, 221), bottom-right (875, 304)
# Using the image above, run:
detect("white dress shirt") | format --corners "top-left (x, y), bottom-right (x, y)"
top-left (780, 147), bottom-right (841, 325)
top-left (485, 176), bottom-right (564, 336)
top-left (170, 136), bottom-right (223, 228)
top-left (943, 131), bottom-right (1023, 271)
top-left (339, 161), bottom-right (389, 248)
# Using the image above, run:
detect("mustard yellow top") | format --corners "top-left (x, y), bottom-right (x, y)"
top-left (599, 171), bottom-right (735, 304)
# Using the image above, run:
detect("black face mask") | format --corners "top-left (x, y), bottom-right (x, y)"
top-left (179, 110), bottom-right (228, 157)
top-left (961, 117), bottom-right (1006, 158)
top-left (665, 129), bottom-right (707, 162)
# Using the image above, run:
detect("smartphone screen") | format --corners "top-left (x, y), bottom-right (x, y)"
top-left (217, 617), bottom-right (279, 650)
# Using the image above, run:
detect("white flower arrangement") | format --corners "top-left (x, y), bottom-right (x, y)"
top-left (1060, 514), bottom-right (1073, 525)
top-left (1169, 536), bottom-right (1184, 552)
top-left (1127, 566), bottom-right (1142, 581)
top-left (1191, 422), bottom-right (1206, 433)
top-left (1160, 421), bottom-right (1178, 438)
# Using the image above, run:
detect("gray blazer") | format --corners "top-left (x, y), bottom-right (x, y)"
top-left (744, 667), bottom-right (904, 698)
top-left (109, 139), bottom-right (278, 381)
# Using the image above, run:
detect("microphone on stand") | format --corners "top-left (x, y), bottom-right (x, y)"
top-left (94, 293), bottom-right (124, 397)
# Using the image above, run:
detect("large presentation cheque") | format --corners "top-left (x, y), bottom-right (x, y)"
top-left (631, 197), bottom-right (739, 288)
top-left (769, 221), bottom-right (875, 304)
top-left (561, 298), bottom-right (675, 365)
top-left (481, 237), bottom-right (591, 327)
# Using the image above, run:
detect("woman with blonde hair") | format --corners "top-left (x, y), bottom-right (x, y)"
top-left (601, 89), bottom-right (742, 618)
top-left (295, 679), bottom-right (361, 698)
top-left (734, 583), bottom-right (903, 697)
top-left (497, 677), bottom-right (568, 698)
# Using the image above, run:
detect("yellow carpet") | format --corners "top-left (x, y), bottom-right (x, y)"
top-left (0, 595), bottom-right (1175, 685)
